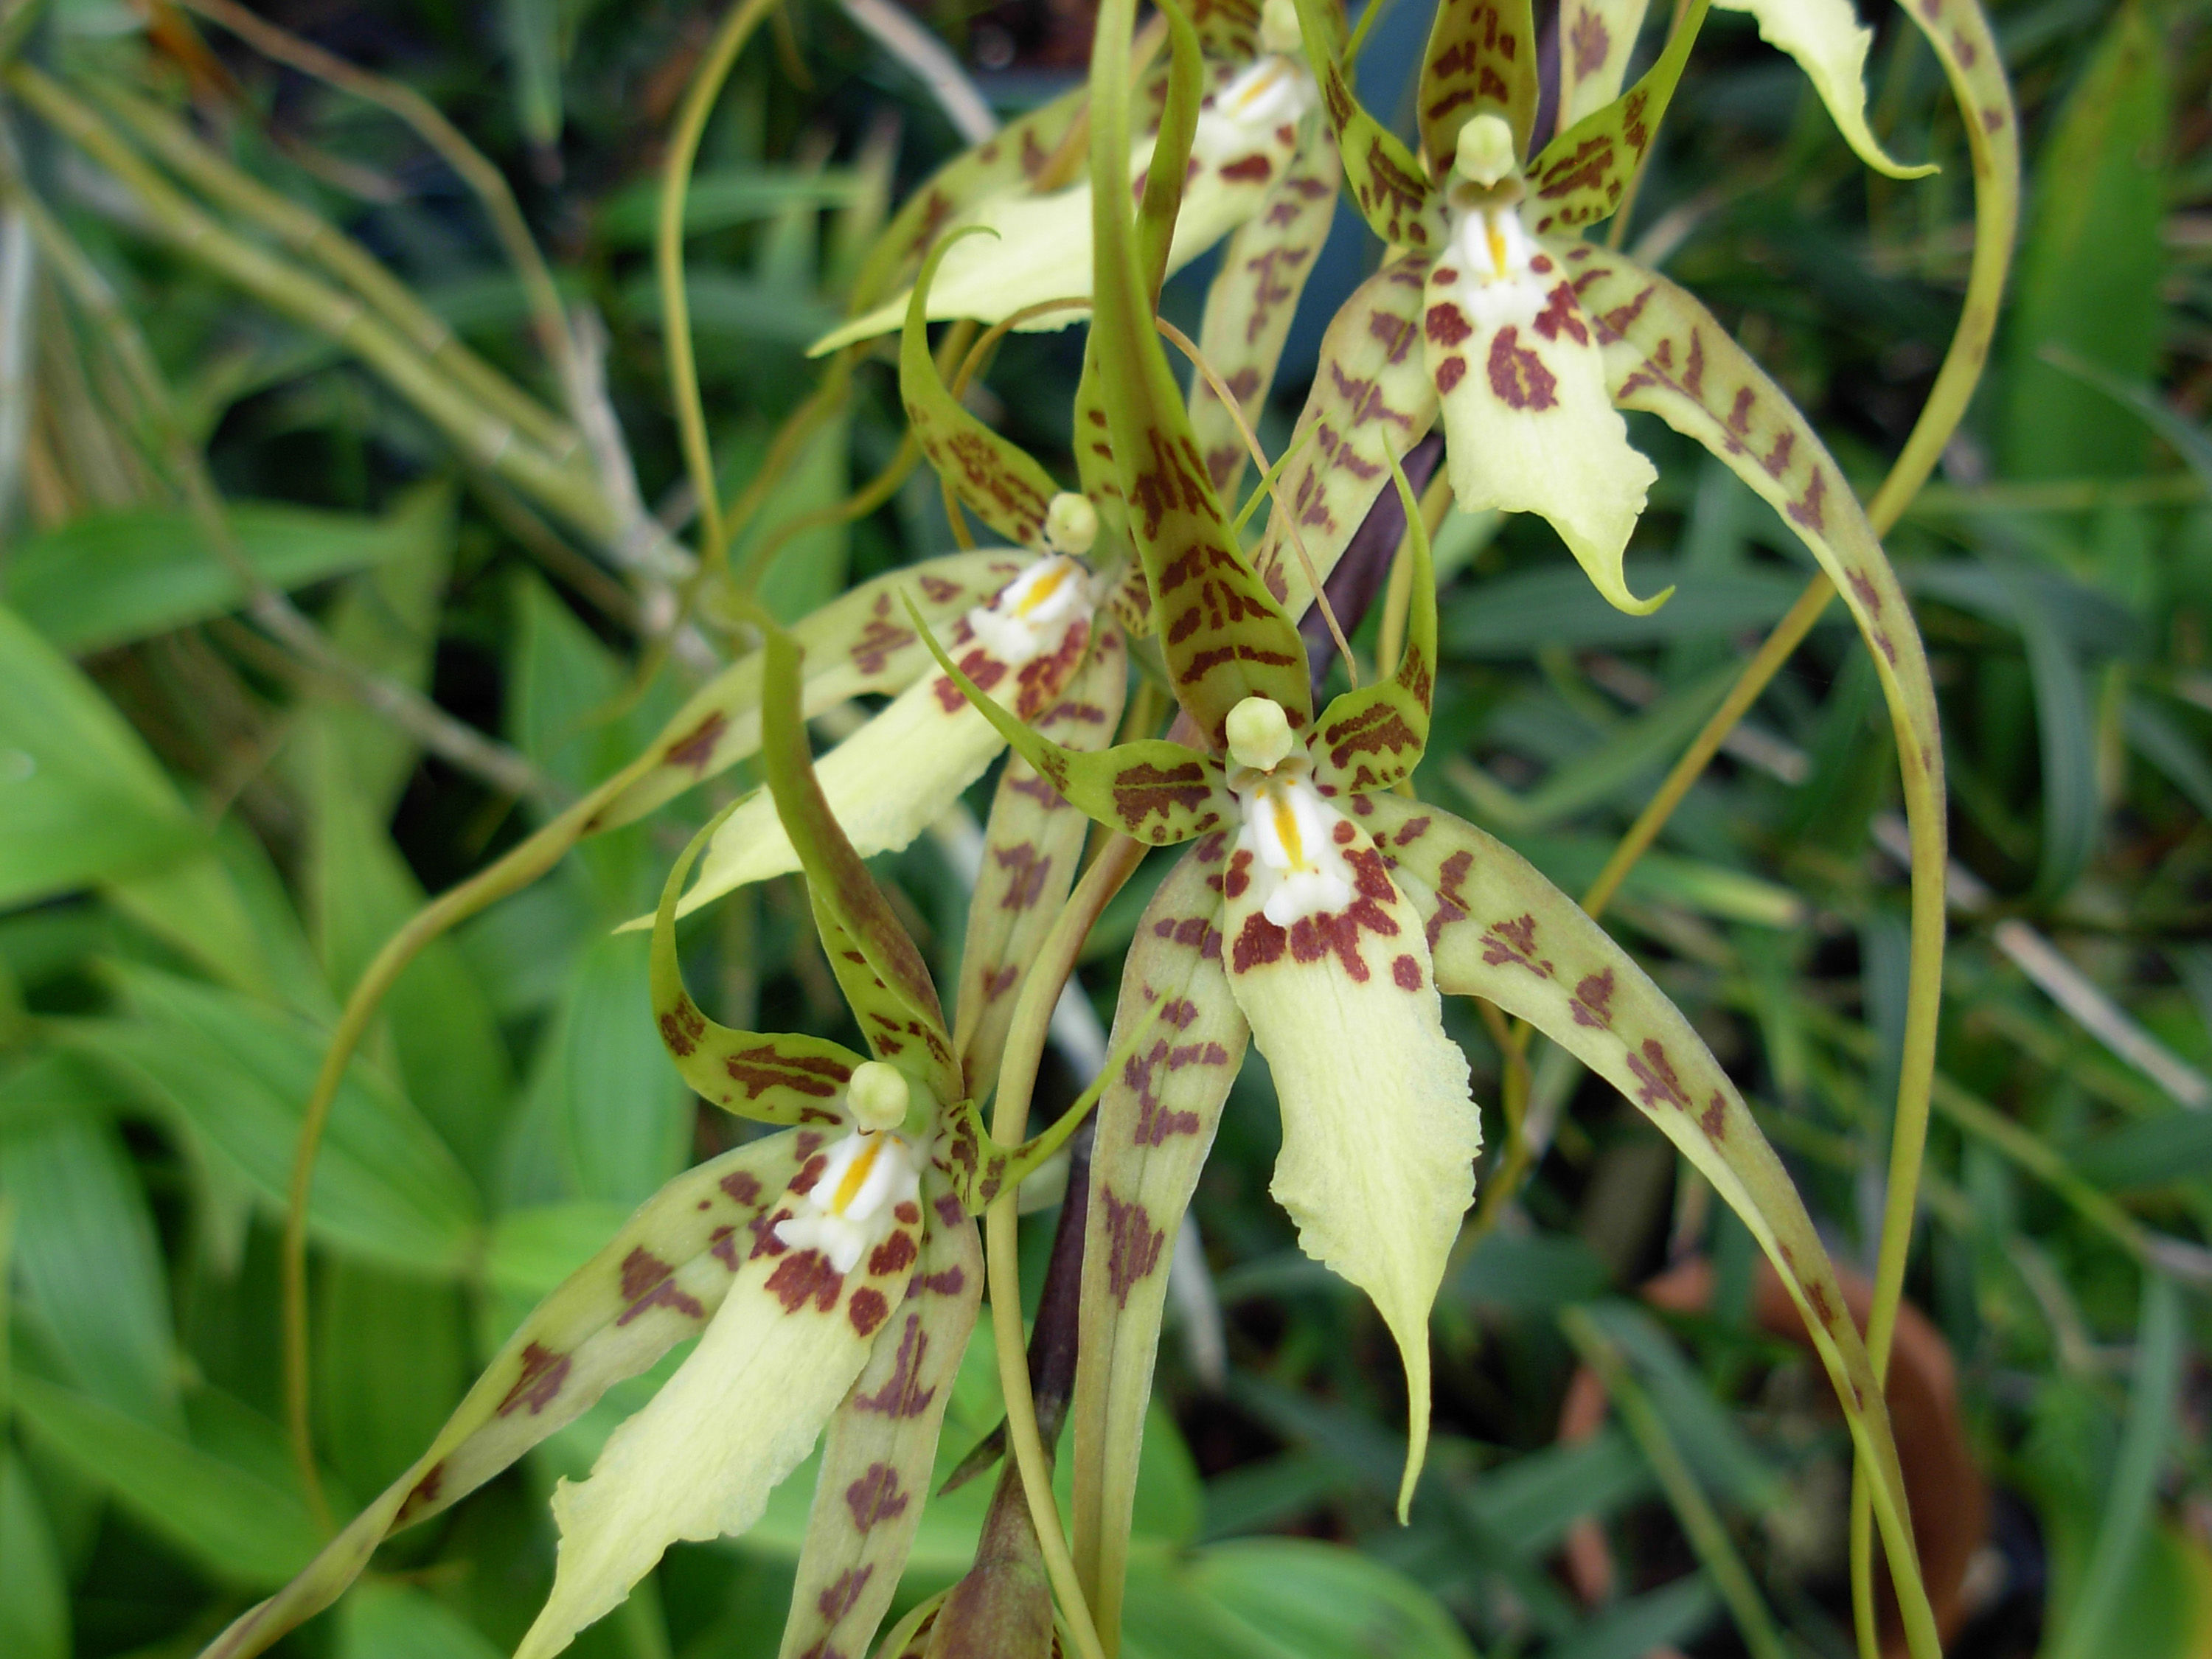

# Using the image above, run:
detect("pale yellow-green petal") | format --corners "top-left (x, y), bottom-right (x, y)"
top-left (515, 1185), bottom-right (924, 1659)
top-left (1425, 265), bottom-right (1664, 616)
top-left (1713, 0), bottom-right (1935, 179)
top-left (1558, 0), bottom-right (1655, 128)
top-left (1217, 819), bottom-right (1478, 1517)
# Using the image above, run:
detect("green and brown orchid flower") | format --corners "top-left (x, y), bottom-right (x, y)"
top-left (194, 628), bottom-right (1122, 1659)
top-left (813, 0), bottom-right (1336, 358)
top-left (923, 5), bottom-right (1951, 1649)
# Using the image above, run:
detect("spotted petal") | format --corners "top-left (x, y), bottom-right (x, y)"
top-left (515, 1161), bottom-right (926, 1659)
top-left (591, 552), bottom-right (1026, 833)
top-left (1416, 0), bottom-right (1540, 164)
top-left (1360, 792), bottom-right (1936, 1624)
top-left (956, 622), bottom-right (1130, 1093)
top-left (1555, 0), bottom-right (1655, 129)
top-left (1070, 835), bottom-right (1248, 1646)
top-left (196, 1137), bottom-right (806, 1659)
top-left (901, 232), bottom-right (1063, 548)
top-left (1289, 0), bottom-right (1447, 251)
top-left (1090, 4), bottom-right (1315, 747)
top-left (1712, 0), bottom-right (1935, 180)
top-left (1526, 0), bottom-right (1710, 239)
top-left (675, 602), bottom-right (1095, 916)
top-left (1253, 256), bottom-right (1439, 623)
top-left (1217, 811), bottom-right (1478, 1517)
top-left (777, 1174), bottom-right (980, 1659)
top-left (1423, 256), bottom-right (1663, 614)
top-left (1308, 455), bottom-right (1437, 797)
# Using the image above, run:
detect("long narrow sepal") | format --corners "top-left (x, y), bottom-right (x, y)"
top-left (1136, 0), bottom-right (1206, 298)
top-left (1218, 808), bottom-right (1478, 1519)
top-left (759, 627), bottom-right (964, 1105)
top-left (1069, 838), bottom-right (1248, 1648)
top-left (1416, 0), bottom-right (1540, 164)
top-left (1555, 0), bottom-right (1656, 130)
top-left (1310, 449), bottom-right (1438, 796)
top-left (776, 1176), bottom-right (981, 1659)
top-left (901, 231), bottom-right (1063, 548)
top-left (1253, 256), bottom-right (1439, 623)
top-left (651, 809), bottom-right (869, 1124)
top-left (1713, 0), bottom-right (1936, 180)
top-left (192, 1137), bottom-right (807, 1659)
top-left (1091, 0), bottom-right (1316, 747)
top-left (1288, 0), bottom-right (1445, 251)
top-left (591, 552), bottom-right (1028, 833)
top-left (1526, 0), bottom-right (1712, 237)
top-left (1363, 793), bottom-right (1937, 1632)
top-left (516, 1158), bottom-right (928, 1659)
top-left (909, 597), bottom-right (1237, 844)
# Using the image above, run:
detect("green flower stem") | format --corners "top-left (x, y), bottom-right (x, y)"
top-left (175, 0), bottom-right (582, 403)
top-left (6, 66), bottom-right (622, 546)
top-left (1560, 1307), bottom-right (1795, 1659)
top-left (87, 75), bottom-right (582, 462)
top-left (657, 0), bottom-right (782, 576)
top-left (987, 833), bottom-right (1147, 1659)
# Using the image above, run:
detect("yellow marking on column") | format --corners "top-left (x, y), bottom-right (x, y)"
top-left (833, 1135), bottom-right (884, 1213)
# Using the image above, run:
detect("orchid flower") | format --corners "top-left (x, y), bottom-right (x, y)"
top-left (813, 0), bottom-right (1334, 358)
top-left (196, 621), bottom-right (1118, 1659)
top-left (919, 6), bottom-right (1950, 1648)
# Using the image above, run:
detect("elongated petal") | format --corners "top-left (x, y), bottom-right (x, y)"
top-left (1253, 257), bottom-right (1439, 624)
top-left (846, 83), bottom-right (1089, 315)
top-left (902, 233), bottom-right (1063, 548)
top-left (1070, 837), bottom-right (1248, 1647)
top-left (195, 1137), bottom-right (805, 1659)
top-left (956, 623), bottom-right (1130, 1093)
top-left (779, 1175), bottom-right (981, 1659)
top-left (1289, 0), bottom-right (1447, 251)
top-left (1089, 12), bottom-right (1318, 745)
top-left (678, 608), bottom-right (1096, 910)
top-left (1310, 456), bottom-right (1436, 797)
top-left (1568, 248), bottom-right (1942, 776)
top-left (1425, 257), bottom-right (1662, 613)
top-left (517, 1162), bottom-right (926, 1659)
top-left (1417, 0), bottom-right (1539, 164)
top-left (1359, 792), bottom-right (1930, 1612)
top-left (1218, 813), bottom-right (1478, 1517)
top-left (1712, 0), bottom-right (1935, 180)
top-left (1526, 0), bottom-right (1709, 239)
top-left (591, 553), bottom-right (1026, 833)
top-left (757, 627), bottom-right (964, 1105)
top-left (1189, 124), bottom-right (1340, 500)
top-left (1556, 0), bottom-right (1655, 129)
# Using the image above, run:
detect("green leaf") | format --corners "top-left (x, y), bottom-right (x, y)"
top-left (1550, 1576), bottom-right (1719, 1659)
top-left (0, 602), bottom-right (202, 908)
top-left (12, 1374), bottom-right (324, 1588)
top-left (1442, 559), bottom-right (1810, 657)
top-left (2003, 1), bottom-right (2168, 481)
top-left (338, 1580), bottom-right (505, 1659)
top-left (501, 0), bottom-right (563, 152)
top-left (1175, 1537), bottom-right (1478, 1658)
top-left (1989, 558), bottom-right (2101, 897)
top-left (549, 933), bottom-right (691, 1206)
top-left (1, 495), bottom-right (446, 653)
top-left (78, 963), bottom-right (480, 1274)
top-left (317, 1262), bottom-right (470, 1502)
top-left (0, 1110), bottom-right (181, 1430)
top-left (1, 1450), bottom-right (70, 1659)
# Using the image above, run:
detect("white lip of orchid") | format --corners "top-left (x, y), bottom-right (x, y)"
top-left (1441, 193), bottom-right (1548, 333)
top-left (1225, 697), bottom-right (1356, 927)
top-left (962, 553), bottom-right (1093, 667)
top-left (774, 1124), bottom-right (922, 1275)
top-left (1197, 49), bottom-right (1320, 155)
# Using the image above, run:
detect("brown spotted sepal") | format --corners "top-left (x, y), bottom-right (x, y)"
top-left (1523, 0), bottom-right (1708, 237)
top-left (193, 1136), bottom-right (807, 1659)
top-left (956, 620), bottom-right (1131, 1094)
top-left (1305, 455), bottom-right (1437, 797)
top-left (1089, 0), bottom-right (1315, 749)
top-left (1287, 0), bottom-right (1444, 251)
top-left (776, 1169), bottom-right (981, 1659)
top-left (901, 230), bottom-right (1065, 549)
top-left (592, 552), bottom-right (1028, 835)
top-left (1360, 791), bottom-right (1931, 1609)
top-left (1415, 0), bottom-right (1541, 162)
top-left (1070, 837), bottom-right (1248, 1641)
top-left (1566, 248), bottom-right (1943, 785)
